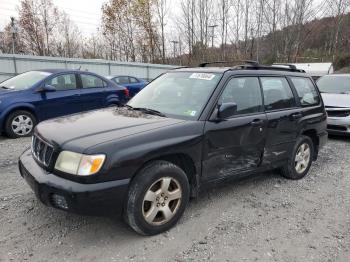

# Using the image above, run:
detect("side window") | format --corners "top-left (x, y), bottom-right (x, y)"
top-left (47, 74), bottom-right (77, 91)
top-left (114, 76), bottom-right (129, 85)
top-left (290, 77), bottom-right (320, 106)
top-left (81, 74), bottom-right (105, 88)
top-left (219, 77), bottom-right (263, 115)
top-left (129, 77), bottom-right (139, 83)
top-left (261, 77), bottom-right (296, 111)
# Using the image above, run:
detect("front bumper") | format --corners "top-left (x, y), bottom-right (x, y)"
top-left (19, 149), bottom-right (130, 216)
top-left (327, 117), bottom-right (350, 135)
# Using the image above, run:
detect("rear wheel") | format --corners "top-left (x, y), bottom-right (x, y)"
top-left (124, 161), bottom-right (190, 235)
top-left (5, 110), bottom-right (36, 138)
top-left (280, 135), bottom-right (314, 180)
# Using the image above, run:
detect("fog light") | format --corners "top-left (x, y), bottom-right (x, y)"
top-left (51, 194), bottom-right (69, 210)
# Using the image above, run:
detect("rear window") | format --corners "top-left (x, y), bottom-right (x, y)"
top-left (290, 77), bottom-right (320, 106)
top-left (261, 77), bottom-right (296, 111)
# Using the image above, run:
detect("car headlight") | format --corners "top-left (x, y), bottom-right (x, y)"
top-left (54, 151), bottom-right (106, 176)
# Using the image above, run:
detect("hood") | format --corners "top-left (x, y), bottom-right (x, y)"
top-left (35, 107), bottom-right (185, 151)
top-left (321, 93), bottom-right (350, 108)
top-left (0, 87), bottom-right (21, 96)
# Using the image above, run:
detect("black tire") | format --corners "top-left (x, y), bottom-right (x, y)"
top-left (5, 110), bottom-right (37, 138)
top-left (280, 135), bottom-right (314, 180)
top-left (124, 160), bottom-right (190, 236)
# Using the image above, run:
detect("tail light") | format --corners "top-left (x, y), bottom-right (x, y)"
top-left (123, 88), bottom-right (129, 98)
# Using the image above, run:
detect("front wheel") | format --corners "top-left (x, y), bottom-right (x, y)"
top-left (124, 161), bottom-right (190, 235)
top-left (280, 135), bottom-right (314, 180)
top-left (5, 110), bottom-right (36, 138)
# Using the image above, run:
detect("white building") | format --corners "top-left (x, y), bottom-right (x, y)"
top-left (291, 63), bottom-right (334, 79)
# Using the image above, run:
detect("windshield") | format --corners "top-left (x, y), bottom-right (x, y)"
top-left (128, 72), bottom-right (222, 120)
top-left (317, 75), bottom-right (350, 94)
top-left (0, 71), bottom-right (52, 90)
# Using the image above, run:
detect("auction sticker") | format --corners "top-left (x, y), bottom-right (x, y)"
top-left (189, 73), bottom-right (216, 81)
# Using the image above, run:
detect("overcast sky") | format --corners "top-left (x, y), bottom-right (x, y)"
top-left (0, 0), bottom-right (182, 36)
top-left (0, 0), bottom-right (326, 39)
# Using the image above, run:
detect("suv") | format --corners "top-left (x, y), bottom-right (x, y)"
top-left (19, 62), bottom-right (327, 235)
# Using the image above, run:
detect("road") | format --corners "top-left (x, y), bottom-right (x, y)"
top-left (0, 136), bottom-right (349, 262)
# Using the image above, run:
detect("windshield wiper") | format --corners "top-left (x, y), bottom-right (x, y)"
top-left (126, 105), bottom-right (166, 117)
top-left (0, 86), bottom-right (10, 89)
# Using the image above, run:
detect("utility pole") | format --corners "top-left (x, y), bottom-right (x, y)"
top-left (170, 40), bottom-right (178, 63)
top-left (10, 17), bottom-right (17, 54)
top-left (208, 25), bottom-right (218, 48)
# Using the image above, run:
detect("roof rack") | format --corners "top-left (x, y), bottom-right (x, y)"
top-left (198, 61), bottom-right (229, 67)
top-left (232, 62), bottom-right (305, 73)
top-left (195, 60), bottom-right (305, 73)
top-left (198, 60), bottom-right (260, 68)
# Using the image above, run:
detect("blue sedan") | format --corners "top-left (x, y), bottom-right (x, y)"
top-left (0, 69), bottom-right (129, 138)
top-left (106, 75), bottom-right (148, 97)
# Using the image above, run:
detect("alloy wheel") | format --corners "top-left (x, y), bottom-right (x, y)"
top-left (295, 143), bottom-right (311, 174)
top-left (142, 177), bottom-right (182, 226)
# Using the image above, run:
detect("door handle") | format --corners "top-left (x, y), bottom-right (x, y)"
top-left (291, 112), bottom-right (303, 120)
top-left (250, 119), bottom-right (264, 126)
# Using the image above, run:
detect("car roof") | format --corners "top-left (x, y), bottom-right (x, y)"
top-left (33, 69), bottom-right (98, 74)
top-left (320, 74), bottom-right (350, 77)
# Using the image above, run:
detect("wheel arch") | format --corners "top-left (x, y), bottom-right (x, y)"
top-left (301, 129), bottom-right (319, 160)
top-left (131, 153), bottom-right (199, 198)
top-left (2, 105), bottom-right (37, 130)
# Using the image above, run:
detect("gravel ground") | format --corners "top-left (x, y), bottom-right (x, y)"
top-left (0, 135), bottom-right (349, 262)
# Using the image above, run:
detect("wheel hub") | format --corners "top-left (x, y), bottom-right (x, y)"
top-left (142, 177), bottom-right (182, 226)
top-left (294, 143), bottom-right (311, 174)
top-left (11, 115), bottom-right (33, 136)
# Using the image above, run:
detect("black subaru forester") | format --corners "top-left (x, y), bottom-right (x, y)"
top-left (19, 62), bottom-right (327, 235)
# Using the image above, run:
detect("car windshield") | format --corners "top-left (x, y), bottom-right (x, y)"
top-left (128, 71), bottom-right (222, 120)
top-left (0, 71), bottom-right (52, 90)
top-left (317, 75), bottom-right (350, 94)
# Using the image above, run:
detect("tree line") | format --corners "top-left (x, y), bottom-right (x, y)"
top-left (0, 0), bottom-right (349, 67)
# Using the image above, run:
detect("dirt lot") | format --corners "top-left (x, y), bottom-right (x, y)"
top-left (0, 136), bottom-right (349, 262)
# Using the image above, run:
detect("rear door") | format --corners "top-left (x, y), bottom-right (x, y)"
top-left (203, 76), bottom-right (267, 182)
top-left (260, 76), bottom-right (301, 164)
top-left (78, 73), bottom-right (107, 111)
top-left (37, 73), bottom-right (81, 120)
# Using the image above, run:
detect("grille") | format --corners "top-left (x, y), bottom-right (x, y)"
top-left (326, 110), bottom-right (350, 118)
top-left (327, 125), bottom-right (347, 131)
top-left (31, 134), bottom-right (54, 167)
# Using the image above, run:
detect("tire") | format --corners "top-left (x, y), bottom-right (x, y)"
top-left (125, 160), bottom-right (190, 236)
top-left (5, 110), bottom-right (37, 138)
top-left (280, 135), bottom-right (314, 180)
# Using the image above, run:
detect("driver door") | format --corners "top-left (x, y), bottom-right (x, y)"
top-left (202, 76), bottom-right (267, 182)
top-left (37, 73), bottom-right (81, 120)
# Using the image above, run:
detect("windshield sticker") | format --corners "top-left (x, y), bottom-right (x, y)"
top-left (185, 110), bottom-right (197, 116)
top-left (189, 73), bottom-right (216, 81)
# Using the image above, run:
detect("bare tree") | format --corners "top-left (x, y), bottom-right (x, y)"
top-left (325, 0), bottom-right (350, 59)
top-left (155, 0), bottom-right (169, 62)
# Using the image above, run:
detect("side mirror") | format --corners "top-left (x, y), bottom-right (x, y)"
top-left (38, 84), bottom-right (56, 92)
top-left (218, 102), bottom-right (237, 119)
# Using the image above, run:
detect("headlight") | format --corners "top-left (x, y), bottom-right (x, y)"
top-left (54, 151), bottom-right (105, 176)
